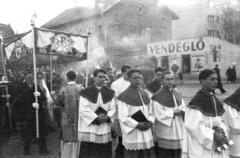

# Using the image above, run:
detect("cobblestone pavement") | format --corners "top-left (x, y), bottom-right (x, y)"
top-left (0, 82), bottom-right (239, 158)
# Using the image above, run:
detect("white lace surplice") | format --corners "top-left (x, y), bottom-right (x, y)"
top-left (118, 100), bottom-right (155, 150)
top-left (223, 103), bottom-right (240, 157)
top-left (182, 107), bottom-right (229, 158)
top-left (78, 93), bottom-right (115, 144)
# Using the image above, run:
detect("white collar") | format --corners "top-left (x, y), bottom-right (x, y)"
top-left (68, 81), bottom-right (76, 85)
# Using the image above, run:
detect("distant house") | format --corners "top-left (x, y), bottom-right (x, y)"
top-left (172, 0), bottom-right (229, 40)
top-left (0, 23), bottom-right (14, 38)
top-left (42, 0), bottom-right (178, 69)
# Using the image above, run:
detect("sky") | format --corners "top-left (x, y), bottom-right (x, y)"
top-left (0, 0), bottom-right (238, 33)
top-left (0, 0), bottom-right (95, 33)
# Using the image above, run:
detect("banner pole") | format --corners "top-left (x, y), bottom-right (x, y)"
top-left (85, 27), bottom-right (91, 87)
top-left (49, 53), bottom-right (53, 92)
top-left (31, 24), bottom-right (39, 138)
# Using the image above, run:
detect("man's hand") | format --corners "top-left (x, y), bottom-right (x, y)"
top-left (143, 121), bottom-right (153, 130)
top-left (6, 102), bottom-right (10, 107)
top-left (137, 122), bottom-right (152, 131)
top-left (34, 91), bottom-right (41, 97)
top-left (97, 115), bottom-right (110, 124)
top-left (32, 103), bottom-right (39, 109)
top-left (5, 94), bottom-right (11, 99)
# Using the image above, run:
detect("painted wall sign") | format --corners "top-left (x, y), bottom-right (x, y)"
top-left (147, 38), bottom-right (206, 56)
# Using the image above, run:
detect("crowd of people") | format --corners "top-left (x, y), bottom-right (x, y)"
top-left (0, 64), bottom-right (240, 158)
top-left (226, 64), bottom-right (237, 84)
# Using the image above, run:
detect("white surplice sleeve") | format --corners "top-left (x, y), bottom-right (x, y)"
top-left (79, 96), bottom-right (98, 126)
top-left (111, 82), bottom-right (119, 98)
top-left (118, 101), bottom-right (139, 134)
top-left (147, 101), bottom-right (155, 123)
top-left (223, 103), bottom-right (240, 133)
top-left (185, 108), bottom-right (214, 150)
top-left (179, 98), bottom-right (186, 112)
top-left (107, 99), bottom-right (116, 123)
top-left (152, 100), bottom-right (174, 127)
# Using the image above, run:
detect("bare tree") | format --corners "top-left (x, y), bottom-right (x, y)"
top-left (223, 5), bottom-right (240, 44)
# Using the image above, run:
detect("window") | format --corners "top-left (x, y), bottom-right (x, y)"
top-left (208, 30), bottom-right (220, 37)
top-left (208, 15), bottom-right (214, 23)
top-left (208, 30), bottom-right (215, 36)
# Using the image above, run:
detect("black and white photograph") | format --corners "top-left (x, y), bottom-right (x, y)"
top-left (0, 0), bottom-right (240, 158)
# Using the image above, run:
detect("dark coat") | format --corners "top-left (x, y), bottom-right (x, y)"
top-left (226, 68), bottom-right (231, 81)
top-left (12, 84), bottom-right (47, 138)
top-left (146, 79), bottom-right (161, 94)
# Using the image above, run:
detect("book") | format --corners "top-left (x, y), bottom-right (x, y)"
top-left (95, 106), bottom-right (107, 115)
top-left (131, 110), bottom-right (148, 122)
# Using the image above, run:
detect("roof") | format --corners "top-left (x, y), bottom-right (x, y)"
top-left (42, 0), bottom-right (121, 29)
top-left (160, 6), bottom-right (179, 20)
top-left (42, 7), bottom-right (101, 28)
top-left (42, 0), bottom-right (178, 29)
top-left (0, 23), bottom-right (10, 28)
top-left (0, 23), bottom-right (15, 37)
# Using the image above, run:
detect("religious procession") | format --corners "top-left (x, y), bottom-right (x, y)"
top-left (1, 0), bottom-right (240, 158)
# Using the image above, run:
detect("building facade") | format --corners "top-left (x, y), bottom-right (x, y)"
top-left (172, 0), bottom-right (231, 40)
top-left (147, 36), bottom-right (240, 77)
top-left (0, 23), bottom-right (14, 38)
top-left (42, 0), bottom-right (178, 70)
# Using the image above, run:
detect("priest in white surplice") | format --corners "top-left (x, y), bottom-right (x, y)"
top-left (152, 71), bottom-right (185, 158)
top-left (117, 69), bottom-right (156, 158)
top-left (182, 69), bottom-right (229, 158)
top-left (224, 87), bottom-right (240, 158)
top-left (78, 69), bottom-right (115, 158)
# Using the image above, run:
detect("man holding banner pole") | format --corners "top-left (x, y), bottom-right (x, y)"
top-left (0, 31), bottom-right (12, 131)
top-left (12, 72), bottom-right (49, 155)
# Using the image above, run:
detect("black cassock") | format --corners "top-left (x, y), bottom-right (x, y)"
top-left (12, 83), bottom-right (48, 153)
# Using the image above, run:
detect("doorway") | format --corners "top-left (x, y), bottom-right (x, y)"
top-left (161, 56), bottom-right (169, 70)
top-left (182, 55), bottom-right (191, 73)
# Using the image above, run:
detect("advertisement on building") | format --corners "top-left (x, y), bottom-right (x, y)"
top-left (147, 37), bottom-right (240, 77)
top-left (147, 38), bottom-right (208, 74)
top-left (191, 53), bottom-right (205, 73)
top-left (147, 38), bottom-right (206, 56)
top-left (169, 55), bottom-right (181, 73)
